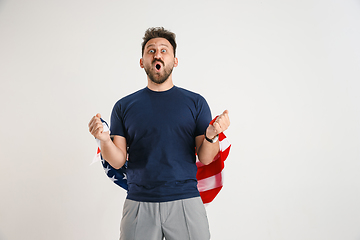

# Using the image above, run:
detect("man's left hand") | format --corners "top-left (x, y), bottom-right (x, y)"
top-left (206, 110), bottom-right (230, 140)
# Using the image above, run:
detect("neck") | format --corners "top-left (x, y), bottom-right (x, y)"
top-left (147, 77), bottom-right (174, 92)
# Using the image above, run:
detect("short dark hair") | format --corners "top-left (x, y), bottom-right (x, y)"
top-left (141, 27), bottom-right (177, 56)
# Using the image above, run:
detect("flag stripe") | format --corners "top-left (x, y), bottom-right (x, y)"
top-left (197, 172), bottom-right (223, 192)
top-left (196, 157), bottom-right (224, 180)
top-left (220, 137), bottom-right (231, 152)
top-left (199, 186), bottom-right (223, 204)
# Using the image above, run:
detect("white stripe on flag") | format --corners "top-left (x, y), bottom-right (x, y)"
top-left (197, 172), bottom-right (223, 192)
top-left (91, 152), bottom-right (101, 165)
top-left (219, 137), bottom-right (230, 152)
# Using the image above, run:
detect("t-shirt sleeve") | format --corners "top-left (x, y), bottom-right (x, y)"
top-left (194, 95), bottom-right (212, 137)
top-left (110, 100), bottom-right (126, 137)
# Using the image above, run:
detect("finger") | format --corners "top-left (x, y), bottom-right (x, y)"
top-left (216, 115), bottom-right (225, 125)
top-left (88, 116), bottom-right (98, 130)
top-left (91, 124), bottom-right (104, 137)
top-left (94, 125), bottom-right (104, 136)
top-left (88, 113), bottom-right (102, 129)
top-left (219, 117), bottom-right (229, 130)
top-left (88, 116), bottom-right (95, 128)
top-left (88, 120), bottom-right (96, 132)
top-left (216, 110), bottom-right (228, 122)
top-left (89, 118), bottom-right (103, 135)
top-left (88, 114), bottom-right (100, 127)
top-left (89, 121), bottom-right (97, 134)
top-left (213, 121), bottom-right (222, 133)
top-left (220, 110), bottom-right (230, 125)
top-left (222, 114), bottom-right (230, 126)
top-left (215, 110), bottom-right (230, 132)
top-left (221, 110), bottom-right (229, 120)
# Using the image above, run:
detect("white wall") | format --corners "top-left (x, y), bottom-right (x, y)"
top-left (1, 0), bottom-right (359, 239)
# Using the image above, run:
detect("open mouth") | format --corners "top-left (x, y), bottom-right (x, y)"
top-left (155, 63), bottom-right (161, 70)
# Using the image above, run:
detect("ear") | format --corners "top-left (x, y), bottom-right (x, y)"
top-left (174, 57), bottom-right (178, 67)
top-left (140, 58), bottom-right (144, 68)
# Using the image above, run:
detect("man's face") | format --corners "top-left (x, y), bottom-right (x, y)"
top-left (140, 38), bottom-right (178, 84)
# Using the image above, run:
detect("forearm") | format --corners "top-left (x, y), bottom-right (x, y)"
top-left (196, 136), bottom-right (220, 165)
top-left (100, 138), bottom-right (126, 169)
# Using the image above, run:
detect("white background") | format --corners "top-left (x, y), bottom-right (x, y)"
top-left (1, 0), bottom-right (360, 239)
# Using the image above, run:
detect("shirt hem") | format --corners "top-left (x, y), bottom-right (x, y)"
top-left (126, 192), bottom-right (200, 203)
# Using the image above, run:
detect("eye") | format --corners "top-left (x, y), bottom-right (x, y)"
top-left (161, 49), bottom-right (167, 53)
top-left (149, 49), bottom-right (155, 53)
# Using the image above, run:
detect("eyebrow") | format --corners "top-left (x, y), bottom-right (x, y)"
top-left (146, 43), bottom-right (170, 49)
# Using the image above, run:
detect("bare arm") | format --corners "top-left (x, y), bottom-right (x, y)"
top-left (88, 113), bottom-right (127, 169)
top-left (196, 110), bottom-right (230, 165)
top-left (196, 135), bottom-right (220, 165)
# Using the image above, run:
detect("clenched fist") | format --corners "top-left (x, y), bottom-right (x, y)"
top-left (88, 113), bottom-right (111, 142)
top-left (206, 110), bottom-right (230, 140)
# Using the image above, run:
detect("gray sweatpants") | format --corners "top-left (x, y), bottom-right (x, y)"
top-left (120, 197), bottom-right (210, 240)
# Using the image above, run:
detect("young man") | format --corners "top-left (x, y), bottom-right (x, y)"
top-left (88, 27), bottom-right (230, 240)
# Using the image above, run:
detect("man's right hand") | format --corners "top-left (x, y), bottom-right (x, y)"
top-left (88, 113), bottom-right (111, 142)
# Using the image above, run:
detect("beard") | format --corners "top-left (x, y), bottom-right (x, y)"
top-left (144, 60), bottom-right (174, 85)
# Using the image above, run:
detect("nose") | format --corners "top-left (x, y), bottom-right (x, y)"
top-left (154, 49), bottom-right (162, 60)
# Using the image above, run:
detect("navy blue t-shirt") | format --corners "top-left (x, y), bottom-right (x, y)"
top-left (110, 86), bottom-right (212, 202)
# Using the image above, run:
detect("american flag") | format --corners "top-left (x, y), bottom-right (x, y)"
top-left (93, 117), bottom-right (231, 204)
top-left (196, 116), bottom-right (231, 204)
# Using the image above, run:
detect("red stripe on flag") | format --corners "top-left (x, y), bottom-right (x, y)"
top-left (221, 146), bottom-right (230, 159)
top-left (197, 157), bottom-right (224, 180)
top-left (200, 186), bottom-right (223, 204)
